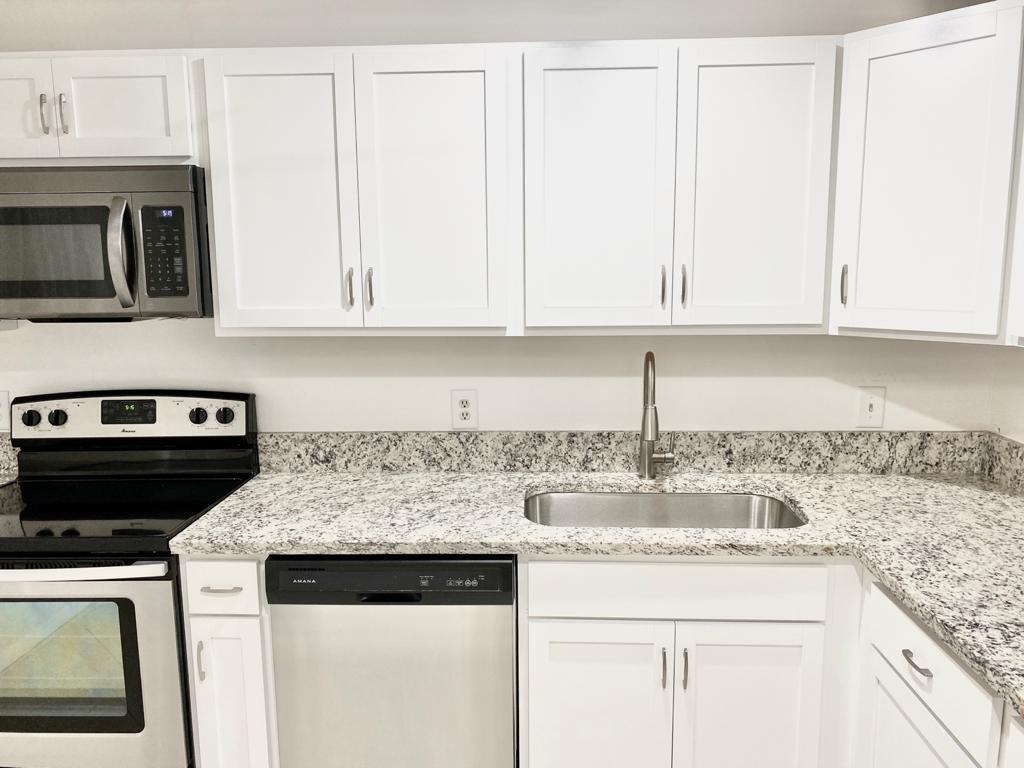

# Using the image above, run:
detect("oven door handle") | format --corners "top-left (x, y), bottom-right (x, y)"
top-left (107, 196), bottom-right (136, 309)
top-left (0, 561), bottom-right (168, 583)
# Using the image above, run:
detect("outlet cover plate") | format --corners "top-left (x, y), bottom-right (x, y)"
top-left (451, 389), bottom-right (479, 430)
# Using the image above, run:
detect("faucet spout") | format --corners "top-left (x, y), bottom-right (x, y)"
top-left (638, 351), bottom-right (675, 479)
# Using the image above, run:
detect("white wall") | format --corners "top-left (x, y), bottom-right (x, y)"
top-left (0, 320), bottom-right (1010, 433)
top-left (0, 0), bottom-right (979, 51)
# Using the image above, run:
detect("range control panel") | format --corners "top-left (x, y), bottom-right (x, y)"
top-left (11, 393), bottom-right (249, 440)
top-left (142, 206), bottom-right (190, 297)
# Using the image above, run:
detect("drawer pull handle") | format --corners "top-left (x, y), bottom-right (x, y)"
top-left (200, 586), bottom-right (243, 595)
top-left (902, 648), bottom-right (933, 679)
top-left (661, 647), bottom-right (667, 689)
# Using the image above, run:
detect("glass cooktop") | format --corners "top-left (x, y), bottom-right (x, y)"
top-left (0, 476), bottom-right (248, 554)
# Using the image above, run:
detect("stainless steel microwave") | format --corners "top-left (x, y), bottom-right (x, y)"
top-left (0, 166), bottom-right (212, 320)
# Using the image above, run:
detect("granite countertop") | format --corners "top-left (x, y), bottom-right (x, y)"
top-left (171, 469), bottom-right (1024, 718)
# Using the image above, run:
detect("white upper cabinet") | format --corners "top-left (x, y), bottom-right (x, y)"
top-left (0, 55), bottom-right (192, 158)
top-left (674, 38), bottom-right (837, 327)
top-left (672, 622), bottom-right (825, 768)
top-left (50, 56), bottom-right (192, 157)
top-left (205, 51), bottom-right (362, 328)
top-left (353, 48), bottom-right (511, 328)
top-left (831, 4), bottom-right (1024, 337)
top-left (524, 45), bottom-right (678, 327)
top-left (0, 59), bottom-right (59, 158)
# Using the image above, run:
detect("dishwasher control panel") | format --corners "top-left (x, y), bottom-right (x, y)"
top-left (266, 556), bottom-right (516, 605)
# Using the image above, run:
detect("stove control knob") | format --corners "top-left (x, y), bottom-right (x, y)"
top-left (215, 407), bottom-right (235, 425)
top-left (48, 409), bottom-right (68, 427)
top-left (189, 407), bottom-right (208, 425)
top-left (21, 409), bottom-right (42, 427)
top-left (36, 528), bottom-right (54, 537)
top-left (61, 528), bottom-right (80, 537)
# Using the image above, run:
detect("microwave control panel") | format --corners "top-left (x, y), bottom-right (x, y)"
top-left (141, 206), bottom-right (189, 297)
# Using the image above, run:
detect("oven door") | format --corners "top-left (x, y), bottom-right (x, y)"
top-left (0, 193), bottom-right (140, 319)
top-left (0, 562), bottom-right (188, 768)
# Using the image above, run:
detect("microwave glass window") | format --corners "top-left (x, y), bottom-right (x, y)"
top-left (0, 599), bottom-right (144, 732)
top-left (0, 206), bottom-right (116, 299)
top-left (0, 224), bottom-right (104, 281)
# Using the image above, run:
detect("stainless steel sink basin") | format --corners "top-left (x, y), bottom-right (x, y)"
top-left (523, 492), bottom-right (804, 529)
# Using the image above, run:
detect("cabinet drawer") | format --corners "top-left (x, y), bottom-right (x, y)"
top-left (867, 585), bottom-right (1001, 764)
top-left (186, 560), bottom-right (260, 615)
top-left (528, 562), bottom-right (828, 621)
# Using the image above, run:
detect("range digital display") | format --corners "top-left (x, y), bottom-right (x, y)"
top-left (101, 399), bottom-right (157, 425)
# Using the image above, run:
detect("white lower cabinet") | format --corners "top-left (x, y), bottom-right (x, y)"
top-left (1002, 716), bottom-right (1024, 767)
top-left (529, 619), bottom-right (675, 768)
top-left (857, 649), bottom-right (976, 768)
top-left (190, 616), bottom-right (272, 768)
top-left (528, 618), bottom-right (824, 768)
top-left (672, 622), bottom-right (825, 768)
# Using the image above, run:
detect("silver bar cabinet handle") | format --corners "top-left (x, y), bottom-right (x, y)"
top-left (197, 641), bottom-right (207, 682)
top-left (39, 93), bottom-right (50, 135)
top-left (200, 585), bottom-right (243, 595)
top-left (106, 197), bottom-right (135, 308)
top-left (840, 264), bottom-right (849, 306)
top-left (660, 265), bottom-right (667, 308)
top-left (680, 264), bottom-right (688, 306)
top-left (902, 648), bottom-right (933, 679)
top-left (57, 92), bottom-right (69, 134)
top-left (366, 267), bottom-right (375, 308)
top-left (345, 267), bottom-right (355, 308)
top-left (661, 647), bottom-right (667, 689)
top-left (682, 648), bottom-right (689, 690)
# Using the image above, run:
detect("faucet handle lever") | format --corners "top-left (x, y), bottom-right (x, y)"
top-left (654, 432), bottom-right (676, 466)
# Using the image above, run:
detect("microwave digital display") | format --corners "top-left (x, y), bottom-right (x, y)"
top-left (101, 399), bottom-right (157, 425)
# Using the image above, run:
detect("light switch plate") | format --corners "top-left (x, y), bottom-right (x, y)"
top-left (857, 386), bottom-right (886, 429)
top-left (0, 391), bottom-right (9, 431)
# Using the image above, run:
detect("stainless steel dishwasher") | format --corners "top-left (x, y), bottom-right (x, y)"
top-left (266, 556), bottom-right (517, 768)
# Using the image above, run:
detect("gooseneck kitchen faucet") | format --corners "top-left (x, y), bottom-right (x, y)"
top-left (638, 351), bottom-right (676, 479)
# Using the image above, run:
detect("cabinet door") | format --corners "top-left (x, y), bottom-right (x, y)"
top-left (524, 46), bottom-right (677, 327)
top-left (50, 55), bottom-right (192, 157)
top-left (832, 6), bottom-right (1023, 336)
top-left (672, 622), bottom-right (824, 768)
top-left (205, 52), bottom-right (362, 328)
top-left (190, 616), bottom-right (271, 768)
top-left (674, 39), bottom-right (836, 327)
top-left (0, 59), bottom-right (58, 158)
top-left (529, 619), bottom-right (675, 768)
top-left (354, 48), bottom-right (510, 328)
top-left (856, 649), bottom-right (976, 768)
top-left (1003, 716), bottom-right (1024, 767)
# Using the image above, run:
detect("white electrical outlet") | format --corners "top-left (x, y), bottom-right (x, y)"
top-left (857, 386), bottom-right (886, 429)
top-left (0, 391), bottom-right (8, 431)
top-left (451, 389), bottom-right (479, 430)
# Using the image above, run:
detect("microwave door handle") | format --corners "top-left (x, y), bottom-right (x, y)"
top-left (0, 562), bottom-right (168, 583)
top-left (107, 196), bottom-right (135, 308)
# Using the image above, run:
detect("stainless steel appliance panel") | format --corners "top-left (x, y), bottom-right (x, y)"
top-left (271, 602), bottom-right (515, 768)
top-left (0, 570), bottom-right (188, 768)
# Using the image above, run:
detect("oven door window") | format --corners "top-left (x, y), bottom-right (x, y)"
top-left (0, 206), bottom-right (116, 298)
top-left (0, 599), bottom-right (144, 733)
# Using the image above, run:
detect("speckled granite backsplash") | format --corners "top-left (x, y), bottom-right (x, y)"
top-left (3, 429), bottom-right (1022, 488)
top-left (258, 430), bottom-right (996, 476)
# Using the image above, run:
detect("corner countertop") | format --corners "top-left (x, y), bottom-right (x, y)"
top-left (170, 469), bottom-right (1024, 719)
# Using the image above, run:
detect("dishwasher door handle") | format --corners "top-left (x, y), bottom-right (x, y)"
top-left (358, 592), bottom-right (424, 604)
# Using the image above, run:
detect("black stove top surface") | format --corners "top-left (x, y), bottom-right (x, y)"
top-left (0, 475), bottom-right (249, 554)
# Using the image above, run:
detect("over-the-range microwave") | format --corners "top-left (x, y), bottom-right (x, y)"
top-left (0, 165), bottom-right (212, 320)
